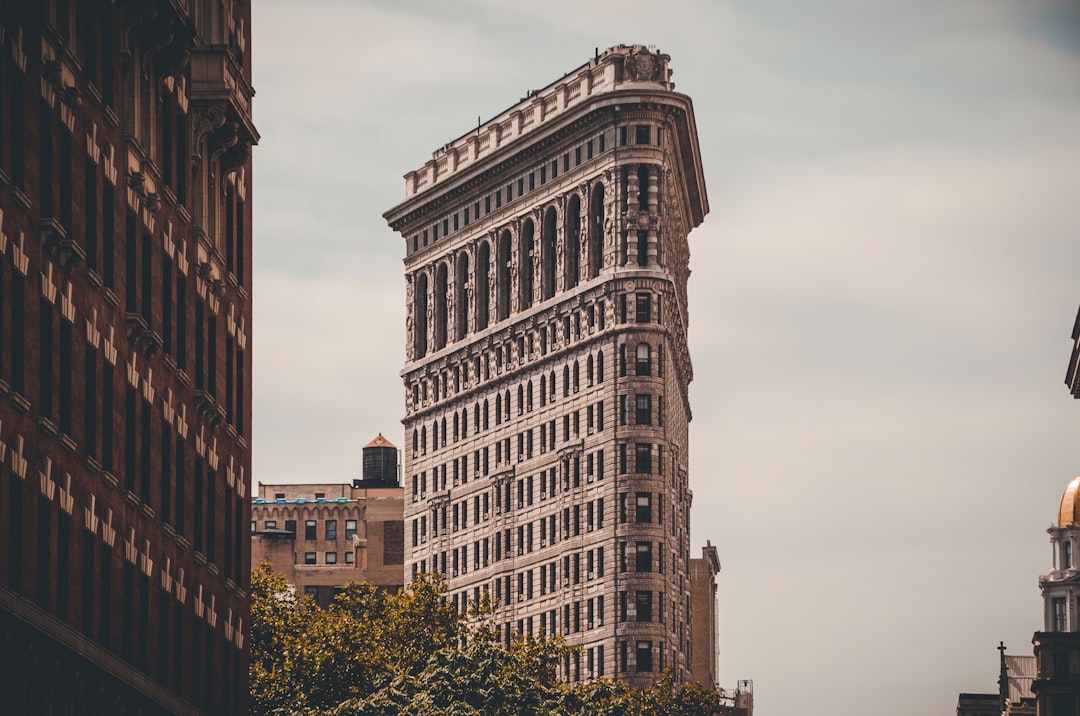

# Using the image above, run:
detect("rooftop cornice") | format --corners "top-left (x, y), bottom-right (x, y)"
top-left (396, 45), bottom-right (673, 196)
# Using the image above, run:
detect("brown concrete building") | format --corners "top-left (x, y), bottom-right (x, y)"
top-left (690, 541), bottom-right (721, 687)
top-left (0, 1), bottom-right (255, 714)
top-left (252, 435), bottom-right (405, 606)
top-left (384, 44), bottom-right (708, 685)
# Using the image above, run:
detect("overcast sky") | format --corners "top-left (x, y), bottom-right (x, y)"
top-left (251, 2), bottom-right (1080, 713)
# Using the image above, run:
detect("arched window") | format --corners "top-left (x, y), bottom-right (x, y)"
top-left (540, 375), bottom-right (547, 406)
top-left (597, 350), bottom-right (605, 383)
top-left (563, 366), bottom-right (570, 397)
top-left (504, 390), bottom-right (511, 417)
top-left (476, 241), bottom-right (490, 330)
top-left (474, 402), bottom-right (481, 432)
top-left (413, 272), bottom-right (429, 357)
top-left (420, 426), bottom-right (427, 455)
top-left (542, 207), bottom-right (557, 300)
top-left (566, 194), bottom-right (581, 289)
top-left (517, 385), bottom-right (525, 415)
top-left (636, 344), bottom-right (652, 376)
top-left (519, 221), bottom-right (534, 310)
top-left (483, 400), bottom-right (489, 430)
top-left (440, 417), bottom-right (447, 447)
top-left (589, 183), bottom-right (604, 278)
top-left (461, 408), bottom-right (468, 439)
top-left (550, 371), bottom-right (556, 399)
top-left (455, 253), bottom-right (469, 340)
top-left (435, 263), bottom-right (448, 349)
top-left (619, 344), bottom-right (627, 377)
top-left (497, 230), bottom-right (512, 321)
top-left (587, 355), bottom-right (595, 385)
top-left (527, 381), bottom-right (533, 411)
top-left (453, 413), bottom-right (460, 441)
top-left (573, 361), bottom-right (580, 392)
top-left (496, 396), bottom-right (503, 425)
top-left (412, 429), bottom-right (419, 457)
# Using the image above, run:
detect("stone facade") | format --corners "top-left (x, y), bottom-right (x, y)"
top-left (0, 1), bottom-right (255, 714)
top-left (384, 44), bottom-right (708, 686)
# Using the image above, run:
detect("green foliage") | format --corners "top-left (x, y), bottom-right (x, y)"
top-left (250, 563), bottom-right (729, 716)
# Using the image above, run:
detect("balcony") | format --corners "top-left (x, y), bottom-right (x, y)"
top-left (188, 45), bottom-right (259, 148)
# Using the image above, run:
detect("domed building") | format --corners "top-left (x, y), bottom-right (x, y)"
top-left (1030, 477), bottom-right (1080, 714)
top-left (957, 477), bottom-right (1080, 716)
top-left (1042, 476), bottom-right (1080, 633)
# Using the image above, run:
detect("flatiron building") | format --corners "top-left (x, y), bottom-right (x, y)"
top-left (385, 44), bottom-right (707, 685)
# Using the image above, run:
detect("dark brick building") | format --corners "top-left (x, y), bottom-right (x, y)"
top-left (0, 1), bottom-right (255, 713)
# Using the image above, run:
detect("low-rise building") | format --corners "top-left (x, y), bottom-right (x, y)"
top-left (252, 435), bottom-right (404, 605)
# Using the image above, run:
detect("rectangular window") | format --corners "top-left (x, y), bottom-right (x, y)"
top-left (325, 552), bottom-right (337, 564)
top-left (635, 394), bottom-right (652, 425)
top-left (326, 520), bottom-right (337, 540)
top-left (1054, 596), bottom-right (1068, 631)
top-left (305, 520), bottom-right (317, 540)
top-left (636, 293), bottom-right (651, 323)
top-left (304, 552), bottom-right (316, 565)
top-left (345, 520), bottom-right (357, 539)
top-left (635, 591), bottom-right (652, 622)
top-left (635, 541), bottom-right (652, 572)
top-left (39, 299), bottom-right (55, 419)
top-left (636, 493), bottom-right (652, 523)
top-left (345, 551), bottom-right (355, 564)
top-left (636, 444), bottom-right (652, 474)
top-left (636, 641), bottom-right (653, 672)
top-left (636, 125), bottom-right (651, 145)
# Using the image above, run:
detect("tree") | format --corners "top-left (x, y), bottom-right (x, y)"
top-left (250, 563), bottom-right (731, 716)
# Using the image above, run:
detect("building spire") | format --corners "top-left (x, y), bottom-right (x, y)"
top-left (998, 641), bottom-right (1008, 714)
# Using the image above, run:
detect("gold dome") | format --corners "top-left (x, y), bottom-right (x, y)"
top-left (1059, 476), bottom-right (1080, 526)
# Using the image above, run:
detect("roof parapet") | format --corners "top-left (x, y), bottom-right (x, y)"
top-left (402, 44), bottom-right (673, 199)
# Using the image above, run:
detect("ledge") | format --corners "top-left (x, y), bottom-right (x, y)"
top-left (11, 187), bottom-right (31, 210)
top-left (37, 416), bottom-right (58, 436)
